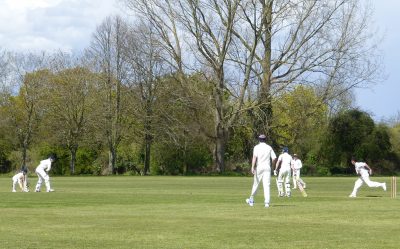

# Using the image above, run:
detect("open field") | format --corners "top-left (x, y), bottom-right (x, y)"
top-left (0, 176), bottom-right (399, 249)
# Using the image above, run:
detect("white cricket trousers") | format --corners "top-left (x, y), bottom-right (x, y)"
top-left (350, 171), bottom-right (384, 196)
top-left (35, 168), bottom-right (51, 192)
top-left (292, 169), bottom-right (306, 188)
top-left (250, 169), bottom-right (271, 204)
top-left (277, 168), bottom-right (291, 195)
top-left (12, 176), bottom-right (22, 191)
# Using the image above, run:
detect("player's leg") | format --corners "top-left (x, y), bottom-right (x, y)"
top-left (349, 178), bottom-right (363, 197)
top-left (12, 177), bottom-right (17, 192)
top-left (297, 170), bottom-right (306, 188)
top-left (292, 170), bottom-right (298, 189)
top-left (261, 171), bottom-right (271, 207)
top-left (363, 175), bottom-right (386, 190)
top-left (284, 171), bottom-right (291, 197)
top-left (43, 173), bottom-right (53, 192)
top-left (35, 169), bottom-right (45, 192)
top-left (277, 171), bottom-right (284, 197)
top-left (247, 172), bottom-right (261, 206)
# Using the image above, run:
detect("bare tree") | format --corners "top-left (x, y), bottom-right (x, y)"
top-left (86, 15), bottom-right (131, 174)
top-left (2, 52), bottom-right (49, 166)
top-left (123, 22), bottom-right (171, 175)
top-left (44, 66), bottom-right (97, 174)
top-left (231, 0), bottom-right (381, 133)
top-left (122, 0), bottom-right (382, 172)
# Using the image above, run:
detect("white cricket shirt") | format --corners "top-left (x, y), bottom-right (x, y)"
top-left (292, 159), bottom-right (302, 170)
top-left (253, 142), bottom-right (277, 171)
top-left (36, 159), bottom-right (52, 172)
top-left (277, 152), bottom-right (292, 171)
top-left (354, 162), bottom-right (368, 174)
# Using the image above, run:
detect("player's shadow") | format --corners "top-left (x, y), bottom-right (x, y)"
top-left (365, 195), bottom-right (382, 198)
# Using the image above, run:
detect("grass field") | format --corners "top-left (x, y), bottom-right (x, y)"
top-left (0, 176), bottom-right (399, 249)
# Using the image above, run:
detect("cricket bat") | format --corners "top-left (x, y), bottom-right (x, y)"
top-left (297, 180), bottom-right (308, 197)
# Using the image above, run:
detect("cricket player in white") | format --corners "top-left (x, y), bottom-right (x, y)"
top-left (35, 155), bottom-right (55, 192)
top-left (292, 154), bottom-right (306, 189)
top-left (349, 158), bottom-right (386, 197)
top-left (12, 168), bottom-right (28, 192)
top-left (274, 147), bottom-right (292, 197)
top-left (246, 134), bottom-right (277, 208)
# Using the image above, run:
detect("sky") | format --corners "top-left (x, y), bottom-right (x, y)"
top-left (0, 0), bottom-right (399, 121)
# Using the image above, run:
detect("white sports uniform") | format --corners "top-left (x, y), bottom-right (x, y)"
top-left (12, 172), bottom-right (26, 192)
top-left (349, 162), bottom-right (385, 197)
top-left (35, 158), bottom-right (54, 192)
top-left (248, 142), bottom-right (277, 206)
top-left (276, 152), bottom-right (292, 197)
top-left (292, 158), bottom-right (306, 189)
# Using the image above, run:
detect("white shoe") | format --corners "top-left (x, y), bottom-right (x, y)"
top-left (265, 203), bottom-right (270, 208)
top-left (35, 189), bottom-right (40, 192)
top-left (47, 189), bottom-right (54, 192)
top-left (349, 194), bottom-right (356, 198)
top-left (245, 198), bottom-right (254, 207)
top-left (12, 190), bottom-right (16, 192)
top-left (383, 183), bottom-right (387, 191)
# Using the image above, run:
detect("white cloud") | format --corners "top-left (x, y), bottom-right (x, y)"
top-left (0, 0), bottom-right (123, 53)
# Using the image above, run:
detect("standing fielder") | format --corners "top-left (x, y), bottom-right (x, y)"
top-left (35, 155), bottom-right (55, 192)
top-left (349, 158), bottom-right (386, 197)
top-left (246, 134), bottom-right (277, 208)
top-left (292, 154), bottom-right (306, 189)
top-left (274, 147), bottom-right (292, 197)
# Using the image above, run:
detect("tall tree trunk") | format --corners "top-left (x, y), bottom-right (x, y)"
top-left (70, 146), bottom-right (77, 175)
top-left (214, 71), bottom-right (227, 172)
top-left (258, 0), bottom-right (273, 136)
top-left (22, 145), bottom-right (27, 168)
top-left (144, 132), bottom-right (152, 175)
top-left (215, 124), bottom-right (227, 173)
top-left (109, 148), bottom-right (117, 174)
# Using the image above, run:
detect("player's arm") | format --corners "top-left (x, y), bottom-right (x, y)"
top-left (251, 155), bottom-right (257, 175)
top-left (364, 163), bottom-right (372, 175)
top-left (18, 176), bottom-right (24, 191)
top-left (46, 161), bottom-right (52, 172)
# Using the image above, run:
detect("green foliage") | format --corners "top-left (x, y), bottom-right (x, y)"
top-left (152, 142), bottom-right (212, 175)
top-left (321, 109), bottom-right (397, 174)
top-left (272, 86), bottom-right (328, 156)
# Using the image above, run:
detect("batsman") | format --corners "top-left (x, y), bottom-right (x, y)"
top-left (274, 147), bottom-right (292, 197)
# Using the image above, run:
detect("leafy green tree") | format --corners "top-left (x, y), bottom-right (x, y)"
top-left (321, 109), bottom-right (396, 174)
top-left (1, 70), bottom-right (51, 167)
top-left (272, 86), bottom-right (328, 155)
top-left (42, 67), bottom-right (98, 174)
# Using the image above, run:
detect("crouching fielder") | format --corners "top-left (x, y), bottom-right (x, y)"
top-left (12, 168), bottom-right (28, 192)
top-left (35, 155), bottom-right (55, 192)
top-left (349, 158), bottom-right (386, 197)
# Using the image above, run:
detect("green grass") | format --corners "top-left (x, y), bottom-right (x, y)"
top-left (0, 176), bottom-right (399, 249)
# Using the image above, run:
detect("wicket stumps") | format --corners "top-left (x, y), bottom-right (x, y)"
top-left (391, 176), bottom-right (397, 199)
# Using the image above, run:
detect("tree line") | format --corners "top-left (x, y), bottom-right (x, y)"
top-left (0, 0), bottom-right (399, 176)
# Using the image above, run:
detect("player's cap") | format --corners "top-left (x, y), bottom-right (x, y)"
top-left (258, 134), bottom-right (266, 139)
top-left (293, 154), bottom-right (298, 157)
top-left (49, 155), bottom-right (56, 161)
top-left (282, 147), bottom-right (289, 153)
